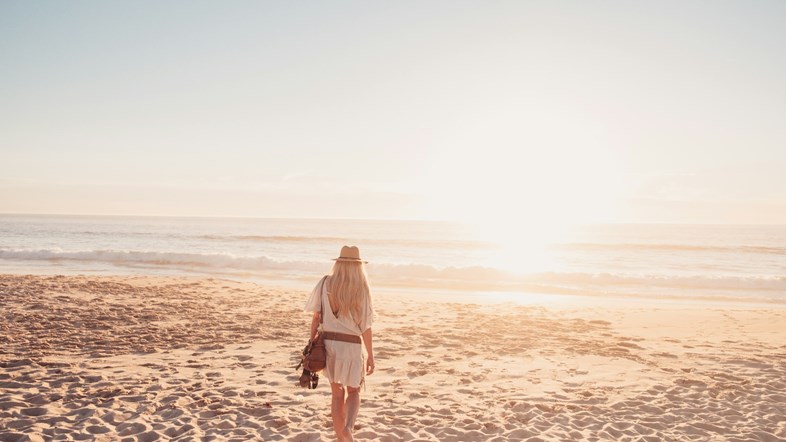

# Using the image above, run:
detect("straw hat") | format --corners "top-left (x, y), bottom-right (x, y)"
top-left (333, 245), bottom-right (367, 263)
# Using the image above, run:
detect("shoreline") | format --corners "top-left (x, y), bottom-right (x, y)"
top-left (2, 273), bottom-right (785, 441)
top-left (3, 268), bottom-right (786, 309)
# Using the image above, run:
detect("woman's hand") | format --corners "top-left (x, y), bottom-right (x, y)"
top-left (366, 355), bottom-right (375, 375)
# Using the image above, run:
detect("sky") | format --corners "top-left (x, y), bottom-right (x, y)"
top-left (1, 1), bottom-right (785, 226)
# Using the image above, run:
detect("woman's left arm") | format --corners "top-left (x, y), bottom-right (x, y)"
top-left (362, 327), bottom-right (374, 375)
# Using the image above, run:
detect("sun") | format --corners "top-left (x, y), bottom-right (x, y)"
top-left (415, 143), bottom-right (625, 275)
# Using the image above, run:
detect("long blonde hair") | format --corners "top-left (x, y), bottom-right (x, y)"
top-left (328, 260), bottom-right (371, 323)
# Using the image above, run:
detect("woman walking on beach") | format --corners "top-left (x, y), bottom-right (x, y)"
top-left (305, 246), bottom-right (375, 442)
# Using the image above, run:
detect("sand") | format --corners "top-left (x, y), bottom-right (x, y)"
top-left (1, 274), bottom-right (785, 441)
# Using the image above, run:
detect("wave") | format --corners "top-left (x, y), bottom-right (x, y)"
top-left (557, 242), bottom-right (786, 256)
top-left (199, 234), bottom-right (348, 243)
top-left (2, 247), bottom-right (785, 296)
top-left (30, 231), bottom-right (491, 249)
top-left (0, 248), bottom-right (323, 273)
top-left (519, 271), bottom-right (786, 292)
top-left (198, 234), bottom-right (492, 249)
top-left (368, 264), bottom-right (786, 292)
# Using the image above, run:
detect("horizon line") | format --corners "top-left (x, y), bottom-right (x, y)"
top-left (2, 211), bottom-right (785, 227)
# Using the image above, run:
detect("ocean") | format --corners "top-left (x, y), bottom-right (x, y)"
top-left (1, 214), bottom-right (784, 304)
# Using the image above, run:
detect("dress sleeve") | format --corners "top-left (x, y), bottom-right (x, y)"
top-left (357, 292), bottom-right (375, 332)
top-left (304, 276), bottom-right (325, 313)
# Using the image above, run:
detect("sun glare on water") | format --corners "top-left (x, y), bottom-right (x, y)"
top-left (469, 218), bottom-right (569, 276)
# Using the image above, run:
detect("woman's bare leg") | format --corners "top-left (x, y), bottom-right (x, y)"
top-left (330, 383), bottom-right (350, 441)
top-left (343, 385), bottom-right (360, 440)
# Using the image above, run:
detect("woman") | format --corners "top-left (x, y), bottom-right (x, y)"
top-left (305, 245), bottom-right (375, 442)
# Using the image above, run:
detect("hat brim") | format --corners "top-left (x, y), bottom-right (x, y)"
top-left (333, 258), bottom-right (368, 264)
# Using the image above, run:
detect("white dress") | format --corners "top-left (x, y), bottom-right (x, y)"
top-left (304, 276), bottom-right (374, 388)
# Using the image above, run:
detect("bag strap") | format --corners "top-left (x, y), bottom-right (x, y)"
top-left (318, 275), bottom-right (328, 325)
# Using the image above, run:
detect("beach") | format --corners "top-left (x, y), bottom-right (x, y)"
top-left (1, 274), bottom-right (785, 441)
top-left (5, 0), bottom-right (786, 439)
